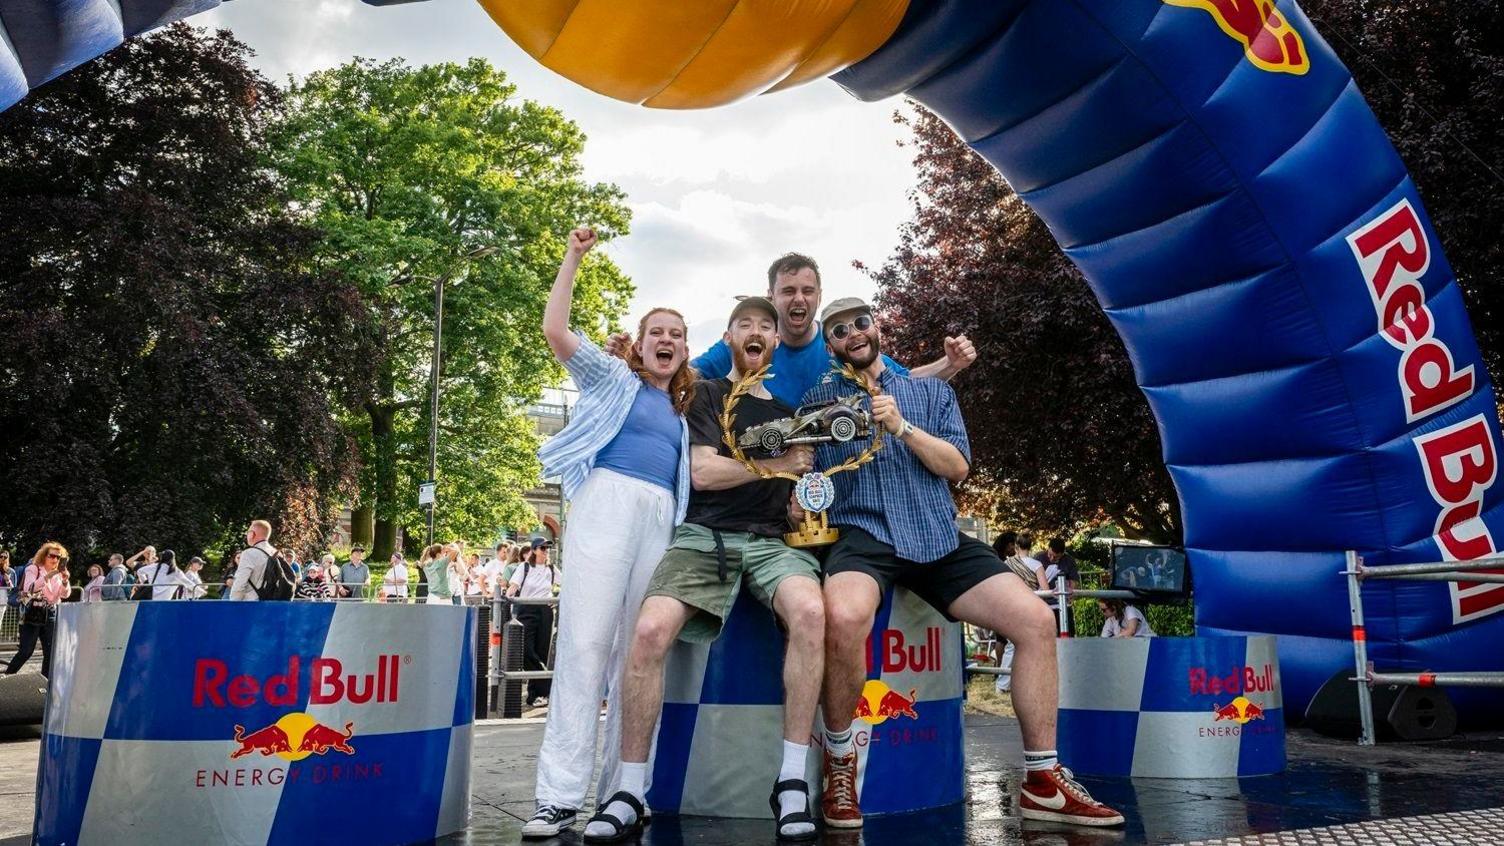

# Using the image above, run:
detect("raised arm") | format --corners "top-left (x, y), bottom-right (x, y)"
top-left (543, 227), bottom-right (599, 363)
top-left (907, 334), bottom-right (977, 381)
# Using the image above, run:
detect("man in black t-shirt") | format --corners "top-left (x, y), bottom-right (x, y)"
top-left (583, 297), bottom-right (826, 843)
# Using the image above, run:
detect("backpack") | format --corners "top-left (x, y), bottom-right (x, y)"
top-left (251, 547), bottom-right (296, 601)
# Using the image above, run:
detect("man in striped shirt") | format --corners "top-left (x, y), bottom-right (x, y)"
top-left (803, 298), bottom-right (1123, 831)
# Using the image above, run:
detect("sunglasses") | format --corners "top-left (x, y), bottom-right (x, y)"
top-left (827, 313), bottom-right (873, 341)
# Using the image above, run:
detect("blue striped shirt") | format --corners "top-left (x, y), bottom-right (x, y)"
top-left (802, 368), bottom-right (970, 563)
top-left (538, 333), bottom-right (691, 525)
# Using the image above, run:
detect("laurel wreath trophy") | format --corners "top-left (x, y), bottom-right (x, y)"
top-left (721, 362), bottom-right (884, 548)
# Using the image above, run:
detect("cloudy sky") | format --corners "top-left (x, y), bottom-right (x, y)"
top-left (198, 0), bottom-right (919, 355)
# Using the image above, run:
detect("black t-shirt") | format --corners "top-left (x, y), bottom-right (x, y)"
top-left (685, 378), bottom-right (796, 537)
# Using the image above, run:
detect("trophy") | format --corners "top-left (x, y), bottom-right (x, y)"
top-left (721, 363), bottom-right (885, 548)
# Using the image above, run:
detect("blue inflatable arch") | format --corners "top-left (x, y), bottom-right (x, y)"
top-left (4, 0), bottom-right (1501, 720)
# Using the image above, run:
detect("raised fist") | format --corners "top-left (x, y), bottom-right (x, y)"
top-left (604, 331), bottom-right (633, 360)
top-left (944, 334), bottom-right (976, 372)
top-left (567, 227), bottom-right (598, 258)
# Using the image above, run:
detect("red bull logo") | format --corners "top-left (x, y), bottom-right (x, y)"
top-left (1210, 696), bottom-right (1265, 724)
top-left (1187, 663), bottom-right (1276, 696)
top-left (853, 679), bottom-right (919, 725)
top-left (229, 713), bottom-right (357, 761)
top-left (1348, 198), bottom-right (1503, 623)
top-left (193, 654), bottom-right (403, 708)
top-left (864, 626), bottom-right (944, 674)
top-left (1164, 0), bottom-right (1310, 75)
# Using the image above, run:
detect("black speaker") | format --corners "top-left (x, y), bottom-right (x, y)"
top-left (0, 673), bottom-right (47, 726)
top-left (1304, 668), bottom-right (1456, 741)
top-left (1385, 684), bottom-right (1457, 741)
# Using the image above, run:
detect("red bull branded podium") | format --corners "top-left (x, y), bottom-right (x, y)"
top-left (35, 602), bottom-right (475, 846)
top-left (649, 585), bottom-right (964, 818)
top-left (1057, 635), bottom-right (1285, 778)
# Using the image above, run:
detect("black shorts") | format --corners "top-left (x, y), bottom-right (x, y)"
top-left (823, 527), bottom-right (1007, 621)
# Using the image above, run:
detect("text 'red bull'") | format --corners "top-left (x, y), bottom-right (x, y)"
top-left (1188, 664), bottom-right (1276, 696)
top-left (1348, 199), bottom-right (1503, 623)
top-left (193, 655), bottom-right (402, 708)
top-left (865, 626), bottom-right (943, 674)
top-left (1164, 0), bottom-right (1310, 75)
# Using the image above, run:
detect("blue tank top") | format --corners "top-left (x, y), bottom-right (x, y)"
top-left (593, 385), bottom-right (681, 492)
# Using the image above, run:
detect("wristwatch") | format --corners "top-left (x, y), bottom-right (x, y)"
top-left (899, 420), bottom-right (916, 439)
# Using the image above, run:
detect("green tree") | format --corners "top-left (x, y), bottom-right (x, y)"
top-left (867, 107), bottom-right (1180, 542)
top-left (271, 58), bottom-right (633, 558)
top-left (0, 24), bottom-right (374, 559)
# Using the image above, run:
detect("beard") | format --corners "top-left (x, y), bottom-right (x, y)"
top-left (835, 331), bottom-right (881, 369)
top-left (731, 333), bottom-right (772, 374)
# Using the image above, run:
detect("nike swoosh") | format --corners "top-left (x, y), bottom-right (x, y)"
top-left (1021, 787), bottom-right (1067, 810)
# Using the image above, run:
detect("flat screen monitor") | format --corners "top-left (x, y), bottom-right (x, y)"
top-left (1110, 544), bottom-right (1189, 597)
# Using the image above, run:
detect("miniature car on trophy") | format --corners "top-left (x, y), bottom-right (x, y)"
top-left (738, 393), bottom-right (872, 453)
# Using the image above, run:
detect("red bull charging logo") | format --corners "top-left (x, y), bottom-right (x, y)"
top-left (231, 713), bottom-right (356, 761)
top-left (854, 679), bottom-right (919, 726)
top-left (1164, 0), bottom-right (1310, 75)
top-left (1211, 696), bottom-right (1266, 725)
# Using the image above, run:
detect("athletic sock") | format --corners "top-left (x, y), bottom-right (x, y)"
top-left (780, 740), bottom-right (808, 783)
top-left (1023, 750), bottom-right (1058, 772)
top-left (619, 761), bottom-right (647, 798)
top-left (584, 761), bottom-right (645, 838)
top-left (777, 740), bottom-right (815, 838)
top-left (825, 727), bottom-right (855, 757)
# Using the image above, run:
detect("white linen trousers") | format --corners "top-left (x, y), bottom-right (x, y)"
top-left (534, 468), bottom-right (674, 809)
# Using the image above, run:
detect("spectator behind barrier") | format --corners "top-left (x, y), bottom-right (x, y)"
top-left (1098, 599), bottom-right (1154, 639)
top-left (102, 553), bottom-right (131, 601)
top-left (382, 552), bottom-right (409, 603)
top-left (82, 564), bottom-right (105, 602)
top-left (230, 519), bottom-right (278, 601)
top-left (342, 546), bottom-right (370, 600)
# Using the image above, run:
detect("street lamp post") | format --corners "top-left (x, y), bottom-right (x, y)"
top-left (425, 245), bottom-right (499, 546)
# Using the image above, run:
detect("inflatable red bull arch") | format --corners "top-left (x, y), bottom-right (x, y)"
top-left (4, 0), bottom-right (1501, 721)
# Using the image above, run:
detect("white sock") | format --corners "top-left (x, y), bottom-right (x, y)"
top-left (1024, 750), bottom-right (1058, 772)
top-left (825, 727), bottom-right (854, 757)
top-left (779, 739), bottom-right (808, 783)
top-left (776, 740), bottom-right (814, 837)
top-left (619, 761), bottom-right (646, 799)
top-left (584, 761), bottom-right (645, 838)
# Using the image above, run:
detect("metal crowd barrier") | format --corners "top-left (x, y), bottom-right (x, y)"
top-left (490, 590), bottom-right (560, 719)
top-left (1344, 550), bottom-right (1504, 746)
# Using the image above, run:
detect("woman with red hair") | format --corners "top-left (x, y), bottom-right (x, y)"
top-left (523, 228), bottom-right (694, 838)
top-left (6, 541), bottom-right (71, 677)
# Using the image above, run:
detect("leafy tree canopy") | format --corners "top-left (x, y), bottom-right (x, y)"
top-left (0, 24), bottom-right (375, 560)
top-left (270, 57), bottom-right (634, 556)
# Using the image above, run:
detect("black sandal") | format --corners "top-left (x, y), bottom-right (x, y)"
top-left (582, 791), bottom-right (645, 844)
top-left (768, 778), bottom-right (817, 842)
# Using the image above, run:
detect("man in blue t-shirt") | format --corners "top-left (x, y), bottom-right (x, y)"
top-left (607, 252), bottom-right (977, 406)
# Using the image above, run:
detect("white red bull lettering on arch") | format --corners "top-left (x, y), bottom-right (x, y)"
top-left (1348, 198), bottom-right (1503, 624)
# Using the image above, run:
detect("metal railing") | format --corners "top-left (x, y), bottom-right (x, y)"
top-left (1344, 550), bottom-right (1504, 746)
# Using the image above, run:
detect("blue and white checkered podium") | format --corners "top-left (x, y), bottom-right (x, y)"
top-left (649, 585), bottom-right (966, 817)
top-left (35, 602), bottom-right (475, 846)
top-left (1058, 635), bottom-right (1286, 778)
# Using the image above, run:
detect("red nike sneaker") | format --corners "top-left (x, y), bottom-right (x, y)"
top-left (1019, 765), bottom-right (1124, 827)
top-left (821, 746), bottom-right (863, 829)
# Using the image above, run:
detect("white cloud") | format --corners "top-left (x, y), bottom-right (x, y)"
top-left (192, 0), bottom-right (920, 359)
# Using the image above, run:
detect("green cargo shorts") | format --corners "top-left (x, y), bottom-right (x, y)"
top-left (645, 522), bottom-right (821, 643)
